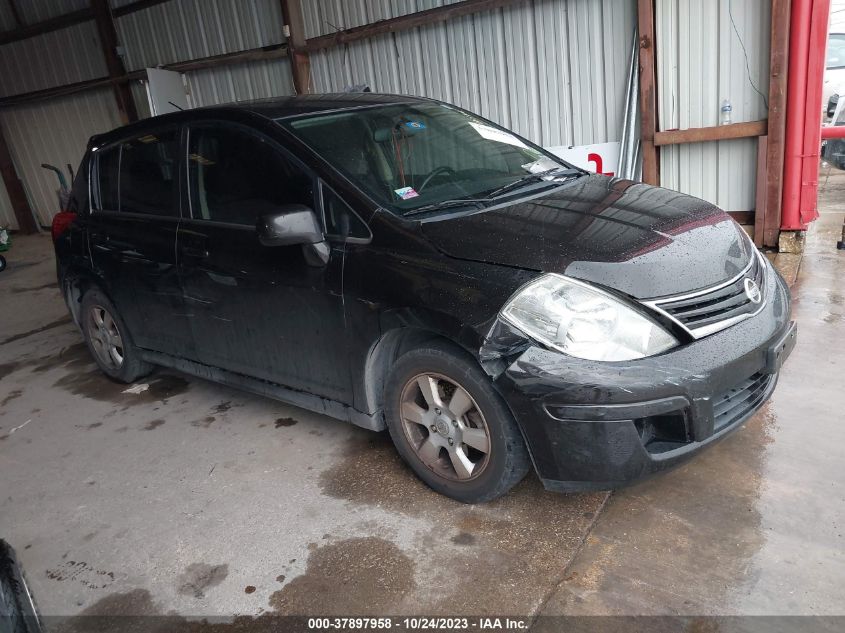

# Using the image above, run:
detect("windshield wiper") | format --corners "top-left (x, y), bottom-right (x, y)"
top-left (404, 198), bottom-right (487, 216)
top-left (483, 168), bottom-right (582, 200)
top-left (403, 168), bottom-right (583, 217)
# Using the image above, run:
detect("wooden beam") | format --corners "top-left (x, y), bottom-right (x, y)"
top-left (280, 0), bottom-right (312, 94)
top-left (91, 0), bottom-right (138, 124)
top-left (727, 211), bottom-right (754, 225)
top-left (653, 120), bottom-right (768, 146)
top-left (0, 6), bottom-right (90, 45)
top-left (0, 76), bottom-right (114, 107)
top-left (0, 123), bottom-right (37, 234)
top-left (133, 43), bottom-right (289, 76)
top-left (302, 0), bottom-right (527, 53)
top-left (637, 0), bottom-right (659, 185)
top-left (764, 0), bottom-right (791, 248)
top-left (754, 136), bottom-right (769, 246)
top-left (0, 0), bottom-right (170, 46)
top-left (112, 0), bottom-right (171, 18)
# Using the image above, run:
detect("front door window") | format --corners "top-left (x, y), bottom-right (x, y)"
top-left (187, 125), bottom-right (312, 225)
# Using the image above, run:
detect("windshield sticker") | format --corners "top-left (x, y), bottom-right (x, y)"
top-left (394, 186), bottom-right (420, 200)
top-left (469, 122), bottom-right (529, 149)
top-left (404, 121), bottom-right (426, 131)
top-left (522, 157), bottom-right (562, 174)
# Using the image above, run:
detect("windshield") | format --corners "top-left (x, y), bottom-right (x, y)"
top-left (279, 102), bottom-right (574, 215)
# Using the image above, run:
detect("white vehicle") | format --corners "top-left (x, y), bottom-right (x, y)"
top-left (823, 33), bottom-right (845, 121)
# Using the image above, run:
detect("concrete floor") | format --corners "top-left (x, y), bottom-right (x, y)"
top-left (0, 234), bottom-right (605, 620)
top-left (1, 193), bottom-right (843, 623)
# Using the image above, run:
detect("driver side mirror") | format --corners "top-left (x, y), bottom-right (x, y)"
top-left (257, 204), bottom-right (324, 247)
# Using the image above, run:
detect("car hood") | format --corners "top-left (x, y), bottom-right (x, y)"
top-left (419, 175), bottom-right (754, 299)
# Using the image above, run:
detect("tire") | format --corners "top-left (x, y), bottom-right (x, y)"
top-left (0, 255), bottom-right (6, 272)
top-left (384, 341), bottom-right (530, 503)
top-left (0, 540), bottom-right (40, 633)
top-left (80, 287), bottom-right (152, 383)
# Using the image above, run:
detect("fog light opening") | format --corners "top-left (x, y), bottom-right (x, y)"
top-left (634, 412), bottom-right (690, 454)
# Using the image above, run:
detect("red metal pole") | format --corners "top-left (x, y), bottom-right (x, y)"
top-left (798, 0), bottom-right (830, 225)
top-left (821, 126), bottom-right (845, 138)
top-left (781, 0), bottom-right (812, 231)
top-left (781, 0), bottom-right (830, 231)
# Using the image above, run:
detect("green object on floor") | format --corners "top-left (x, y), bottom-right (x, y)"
top-left (0, 227), bottom-right (10, 271)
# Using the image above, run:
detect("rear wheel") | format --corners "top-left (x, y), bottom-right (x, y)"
top-left (81, 288), bottom-right (152, 383)
top-left (384, 342), bottom-right (530, 503)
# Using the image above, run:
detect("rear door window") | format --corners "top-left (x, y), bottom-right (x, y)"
top-left (187, 124), bottom-right (313, 225)
top-left (120, 131), bottom-right (180, 216)
top-left (94, 128), bottom-right (180, 217)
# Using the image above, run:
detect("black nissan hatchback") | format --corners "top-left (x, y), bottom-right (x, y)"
top-left (53, 93), bottom-right (796, 503)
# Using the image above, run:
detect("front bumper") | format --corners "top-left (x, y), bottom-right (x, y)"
top-left (491, 266), bottom-right (796, 492)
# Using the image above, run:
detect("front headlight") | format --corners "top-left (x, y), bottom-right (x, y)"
top-left (500, 274), bottom-right (678, 361)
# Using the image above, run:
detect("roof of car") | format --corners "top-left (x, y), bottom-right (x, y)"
top-left (90, 93), bottom-right (432, 146)
top-left (230, 92), bottom-right (431, 118)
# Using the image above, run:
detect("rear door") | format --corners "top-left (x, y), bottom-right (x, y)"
top-left (177, 121), bottom-right (352, 403)
top-left (88, 127), bottom-right (193, 356)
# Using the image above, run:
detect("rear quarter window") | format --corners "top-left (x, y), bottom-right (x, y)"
top-left (67, 152), bottom-right (90, 214)
top-left (96, 146), bottom-right (120, 211)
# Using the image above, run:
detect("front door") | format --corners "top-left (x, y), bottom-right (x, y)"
top-left (176, 122), bottom-right (352, 404)
top-left (88, 127), bottom-right (193, 357)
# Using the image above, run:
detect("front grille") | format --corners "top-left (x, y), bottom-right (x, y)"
top-left (712, 372), bottom-right (773, 432)
top-left (645, 252), bottom-right (766, 338)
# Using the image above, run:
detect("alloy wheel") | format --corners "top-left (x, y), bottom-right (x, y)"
top-left (399, 372), bottom-right (492, 481)
top-left (87, 304), bottom-right (125, 370)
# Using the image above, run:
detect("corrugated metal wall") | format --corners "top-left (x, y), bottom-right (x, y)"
top-left (303, 0), bottom-right (637, 148)
top-left (0, 90), bottom-right (119, 229)
top-left (184, 59), bottom-right (295, 107)
top-left (0, 0), bottom-right (297, 225)
top-left (0, 0), bottom-right (775, 226)
top-left (656, 0), bottom-right (771, 212)
top-left (0, 22), bottom-right (106, 97)
top-left (0, 2), bottom-right (119, 227)
top-left (0, 0), bottom-right (637, 228)
top-left (114, 0), bottom-right (295, 107)
top-left (0, 89), bottom-right (122, 226)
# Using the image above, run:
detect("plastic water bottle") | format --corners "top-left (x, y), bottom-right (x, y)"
top-left (721, 99), bottom-right (732, 125)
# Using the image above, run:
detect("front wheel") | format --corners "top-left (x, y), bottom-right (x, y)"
top-left (384, 342), bottom-right (530, 503)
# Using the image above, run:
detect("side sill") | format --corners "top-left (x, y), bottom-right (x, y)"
top-left (139, 350), bottom-right (386, 432)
